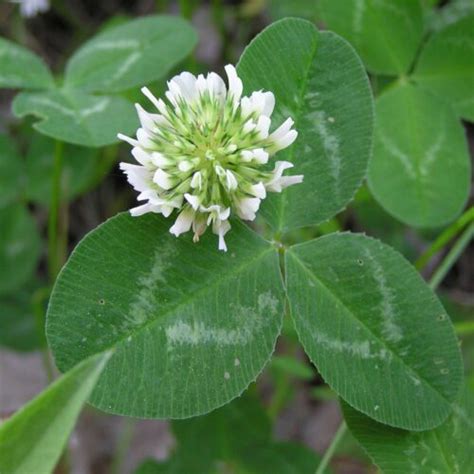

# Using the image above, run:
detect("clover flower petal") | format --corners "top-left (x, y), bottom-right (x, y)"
top-left (119, 64), bottom-right (303, 250)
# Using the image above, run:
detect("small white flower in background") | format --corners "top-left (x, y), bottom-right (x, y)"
top-left (11, 0), bottom-right (49, 17)
top-left (119, 65), bottom-right (302, 251)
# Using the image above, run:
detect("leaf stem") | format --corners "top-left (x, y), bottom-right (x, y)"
top-left (416, 207), bottom-right (474, 271)
top-left (315, 421), bottom-right (347, 474)
top-left (211, 0), bottom-right (230, 61)
top-left (178, 0), bottom-right (194, 19)
top-left (429, 222), bottom-right (474, 291)
top-left (48, 140), bottom-right (64, 282)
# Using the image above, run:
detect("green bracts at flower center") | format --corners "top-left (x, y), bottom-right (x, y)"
top-left (118, 65), bottom-right (302, 250)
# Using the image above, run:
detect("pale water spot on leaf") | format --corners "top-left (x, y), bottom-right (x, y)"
top-left (306, 324), bottom-right (391, 361)
top-left (310, 110), bottom-right (342, 192)
top-left (79, 98), bottom-right (110, 119)
top-left (234, 358), bottom-right (240, 366)
top-left (378, 129), bottom-right (416, 179)
top-left (353, 0), bottom-right (366, 35)
top-left (126, 244), bottom-right (176, 326)
top-left (419, 127), bottom-right (445, 178)
top-left (374, 404), bottom-right (380, 411)
top-left (26, 96), bottom-right (75, 118)
top-left (109, 52), bottom-right (140, 82)
top-left (74, 39), bottom-right (139, 61)
top-left (224, 371), bottom-right (230, 380)
top-left (165, 291), bottom-right (277, 350)
top-left (165, 314), bottom-right (264, 350)
top-left (165, 299), bottom-right (271, 350)
top-left (363, 248), bottom-right (403, 344)
top-left (257, 291), bottom-right (279, 316)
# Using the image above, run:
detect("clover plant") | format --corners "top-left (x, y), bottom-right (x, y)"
top-left (0, 2), bottom-right (473, 473)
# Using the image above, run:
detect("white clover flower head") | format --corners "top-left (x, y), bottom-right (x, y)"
top-left (118, 65), bottom-right (303, 251)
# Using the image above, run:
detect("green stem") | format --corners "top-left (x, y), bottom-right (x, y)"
top-left (109, 418), bottom-right (136, 474)
top-left (267, 369), bottom-right (292, 420)
top-left (48, 141), bottom-right (64, 282)
top-left (416, 207), bottom-right (474, 270)
top-left (211, 0), bottom-right (228, 59)
top-left (454, 320), bottom-right (474, 337)
top-left (267, 244), bottom-right (295, 419)
top-left (178, 0), bottom-right (194, 19)
top-left (315, 421), bottom-right (347, 474)
top-left (429, 222), bottom-right (474, 291)
top-left (211, 0), bottom-right (224, 24)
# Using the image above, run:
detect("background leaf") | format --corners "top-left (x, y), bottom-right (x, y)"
top-left (270, 354), bottom-right (314, 381)
top-left (134, 394), bottom-right (320, 473)
top-left (267, 0), bottom-right (320, 22)
top-left (0, 204), bottom-right (41, 296)
top-left (368, 83), bottom-right (471, 228)
top-left (47, 214), bottom-right (284, 418)
top-left (237, 18), bottom-right (373, 233)
top-left (64, 15), bottom-right (197, 93)
top-left (320, 0), bottom-right (423, 75)
top-left (166, 394), bottom-right (271, 472)
top-left (234, 442), bottom-right (321, 474)
top-left (0, 352), bottom-right (110, 474)
top-left (0, 135), bottom-right (25, 208)
top-left (342, 386), bottom-right (474, 473)
top-left (414, 14), bottom-right (474, 122)
top-left (350, 186), bottom-right (415, 259)
top-left (12, 88), bottom-right (138, 147)
top-left (25, 135), bottom-right (107, 206)
top-left (286, 233), bottom-right (463, 430)
top-left (0, 279), bottom-right (44, 352)
top-left (0, 37), bottom-right (54, 90)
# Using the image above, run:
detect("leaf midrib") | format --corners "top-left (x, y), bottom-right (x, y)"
top-left (288, 250), bottom-right (450, 407)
